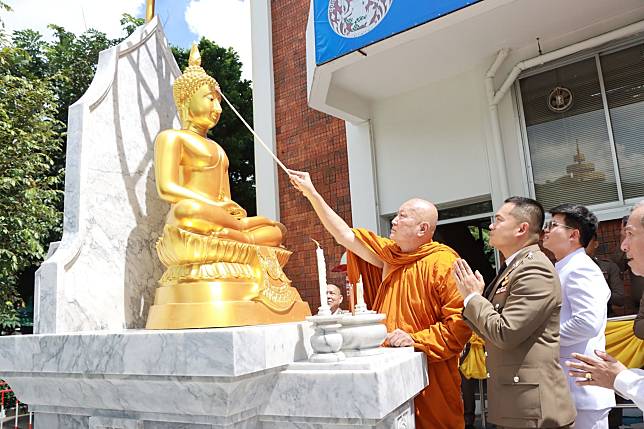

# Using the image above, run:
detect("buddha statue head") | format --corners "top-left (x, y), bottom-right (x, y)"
top-left (173, 44), bottom-right (222, 129)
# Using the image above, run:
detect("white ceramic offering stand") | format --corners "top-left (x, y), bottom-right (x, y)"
top-left (339, 312), bottom-right (388, 357)
top-left (306, 314), bottom-right (346, 363)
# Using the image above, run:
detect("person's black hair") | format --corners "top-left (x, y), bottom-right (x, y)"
top-left (549, 203), bottom-right (598, 247)
top-left (504, 196), bottom-right (545, 236)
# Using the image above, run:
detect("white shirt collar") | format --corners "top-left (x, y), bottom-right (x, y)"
top-left (554, 246), bottom-right (585, 270)
top-left (504, 248), bottom-right (523, 266)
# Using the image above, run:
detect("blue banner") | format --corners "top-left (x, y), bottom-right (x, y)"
top-left (314, 0), bottom-right (482, 65)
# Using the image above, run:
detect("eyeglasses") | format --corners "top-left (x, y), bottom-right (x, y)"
top-left (543, 220), bottom-right (575, 231)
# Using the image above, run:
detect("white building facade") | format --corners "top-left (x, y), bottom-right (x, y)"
top-left (253, 0), bottom-right (644, 238)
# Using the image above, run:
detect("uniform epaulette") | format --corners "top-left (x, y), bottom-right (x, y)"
top-left (500, 251), bottom-right (533, 286)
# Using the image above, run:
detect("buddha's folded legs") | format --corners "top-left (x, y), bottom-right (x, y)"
top-left (240, 215), bottom-right (282, 230)
top-left (169, 199), bottom-right (285, 247)
top-left (170, 198), bottom-right (244, 234)
top-left (244, 224), bottom-right (286, 247)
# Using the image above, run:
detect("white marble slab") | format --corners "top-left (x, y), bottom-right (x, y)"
top-left (260, 402), bottom-right (414, 429)
top-left (33, 16), bottom-right (181, 334)
top-left (0, 323), bottom-right (310, 377)
top-left (263, 347), bottom-right (426, 421)
top-left (0, 325), bottom-right (426, 428)
top-left (89, 417), bottom-right (143, 429)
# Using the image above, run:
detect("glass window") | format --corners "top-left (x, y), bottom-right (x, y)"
top-left (601, 44), bottom-right (644, 201)
top-left (520, 58), bottom-right (619, 210)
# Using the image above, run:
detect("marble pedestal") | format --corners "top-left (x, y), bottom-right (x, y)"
top-left (0, 323), bottom-right (427, 428)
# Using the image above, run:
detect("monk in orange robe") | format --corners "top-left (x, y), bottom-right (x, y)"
top-left (289, 170), bottom-right (472, 429)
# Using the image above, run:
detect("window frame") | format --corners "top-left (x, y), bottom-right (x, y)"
top-left (515, 36), bottom-right (644, 217)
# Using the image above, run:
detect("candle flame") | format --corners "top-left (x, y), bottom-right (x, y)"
top-left (310, 238), bottom-right (320, 248)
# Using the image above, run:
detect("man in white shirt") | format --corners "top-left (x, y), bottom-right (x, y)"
top-left (543, 204), bottom-right (615, 429)
top-left (565, 200), bottom-right (644, 412)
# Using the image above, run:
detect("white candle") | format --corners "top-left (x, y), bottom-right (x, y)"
top-left (312, 239), bottom-right (330, 315)
top-left (356, 275), bottom-right (365, 307)
top-left (355, 275), bottom-right (367, 313)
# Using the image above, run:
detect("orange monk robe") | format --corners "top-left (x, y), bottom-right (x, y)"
top-left (347, 228), bottom-right (472, 429)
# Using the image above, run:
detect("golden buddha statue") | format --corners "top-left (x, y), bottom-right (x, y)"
top-left (145, 45), bottom-right (310, 329)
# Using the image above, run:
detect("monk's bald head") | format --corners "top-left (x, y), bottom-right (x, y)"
top-left (404, 198), bottom-right (438, 229)
top-left (391, 198), bottom-right (438, 251)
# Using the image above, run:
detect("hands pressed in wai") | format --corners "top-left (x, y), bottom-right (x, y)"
top-left (451, 258), bottom-right (485, 300)
top-left (386, 329), bottom-right (414, 347)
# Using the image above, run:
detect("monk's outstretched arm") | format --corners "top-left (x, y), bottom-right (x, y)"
top-left (288, 170), bottom-right (383, 268)
top-left (410, 257), bottom-right (472, 361)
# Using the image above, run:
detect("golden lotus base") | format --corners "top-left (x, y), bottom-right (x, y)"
top-left (146, 299), bottom-right (311, 329)
top-left (146, 226), bottom-right (311, 329)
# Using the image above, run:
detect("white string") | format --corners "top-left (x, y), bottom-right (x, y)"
top-left (218, 89), bottom-right (289, 175)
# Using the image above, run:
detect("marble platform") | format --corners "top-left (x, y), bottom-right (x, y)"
top-left (0, 323), bottom-right (427, 428)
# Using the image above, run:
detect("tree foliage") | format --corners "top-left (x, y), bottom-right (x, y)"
top-left (12, 26), bottom-right (117, 128)
top-left (173, 39), bottom-right (256, 213)
top-left (0, 55), bottom-right (63, 323)
top-left (120, 14), bottom-right (145, 37)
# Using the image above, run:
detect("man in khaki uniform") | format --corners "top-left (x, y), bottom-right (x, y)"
top-left (453, 196), bottom-right (576, 428)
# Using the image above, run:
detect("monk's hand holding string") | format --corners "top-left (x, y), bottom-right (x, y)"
top-left (386, 329), bottom-right (414, 347)
top-left (288, 169), bottom-right (316, 199)
top-left (452, 258), bottom-right (485, 299)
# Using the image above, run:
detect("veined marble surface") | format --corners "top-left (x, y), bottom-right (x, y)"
top-left (0, 325), bottom-right (426, 428)
top-left (33, 16), bottom-right (180, 334)
top-left (264, 347), bottom-right (426, 421)
top-left (0, 322), bottom-right (310, 377)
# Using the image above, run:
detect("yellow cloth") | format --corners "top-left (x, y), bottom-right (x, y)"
top-left (461, 320), bottom-right (644, 379)
top-left (460, 333), bottom-right (487, 380)
top-left (347, 228), bottom-right (472, 429)
top-left (605, 320), bottom-right (644, 368)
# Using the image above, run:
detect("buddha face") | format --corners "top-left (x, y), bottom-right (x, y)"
top-left (187, 84), bottom-right (222, 129)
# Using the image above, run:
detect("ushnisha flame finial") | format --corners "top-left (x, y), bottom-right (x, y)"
top-left (188, 43), bottom-right (202, 67)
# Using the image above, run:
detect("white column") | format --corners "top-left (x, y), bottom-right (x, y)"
top-left (250, 0), bottom-right (280, 220)
top-left (345, 121), bottom-right (380, 233)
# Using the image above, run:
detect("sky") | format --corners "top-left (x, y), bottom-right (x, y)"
top-left (1, 0), bottom-right (253, 79)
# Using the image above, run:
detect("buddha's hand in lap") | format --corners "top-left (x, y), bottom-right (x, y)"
top-left (220, 200), bottom-right (247, 219)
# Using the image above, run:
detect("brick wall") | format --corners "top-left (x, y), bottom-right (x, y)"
top-left (271, 0), bottom-right (352, 310)
top-left (596, 218), bottom-right (641, 314)
top-left (596, 218), bottom-right (623, 259)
